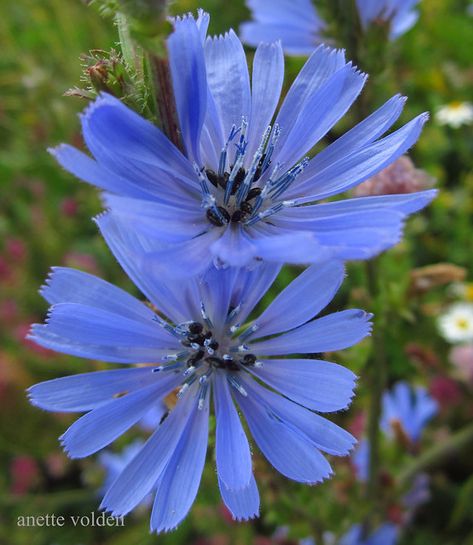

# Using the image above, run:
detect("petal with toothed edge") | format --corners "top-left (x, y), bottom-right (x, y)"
top-left (29, 304), bottom-right (180, 364)
top-left (297, 95), bottom-right (407, 180)
top-left (245, 41), bottom-right (284, 160)
top-left (235, 377), bottom-right (333, 483)
top-left (205, 30), bottom-right (251, 148)
top-left (249, 309), bottom-right (372, 355)
top-left (50, 145), bottom-right (154, 201)
top-left (27, 367), bottom-right (163, 412)
top-left (241, 374), bottom-right (356, 454)
top-left (248, 261), bottom-right (345, 340)
top-left (274, 46), bottom-right (345, 155)
top-left (101, 389), bottom-right (198, 517)
top-left (168, 13), bottom-right (207, 163)
top-left (214, 371), bottom-right (252, 490)
top-left (249, 359), bottom-right (356, 413)
top-left (40, 267), bottom-right (156, 325)
top-left (81, 93), bottom-right (194, 183)
top-left (60, 376), bottom-right (181, 458)
top-left (218, 474), bottom-right (260, 521)
top-left (150, 391), bottom-right (209, 533)
top-left (275, 62), bottom-right (367, 168)
top-left (288, 113), bottom-right (429, 202)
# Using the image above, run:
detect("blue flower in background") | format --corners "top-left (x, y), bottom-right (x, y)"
top-left (381, 381), bottom-right (438, 443)
top-left (356, 0), bottom-right (421, 40)
top-left (340, 523), bottom-right (398, 545)
top-left (27, 215), bottom-right (370, 533)
top-left (351, 438), bottom-right (370, 482)
top-left (99, 440), bottom-right (152, 508)
top-left (52, 11), bottom-right (435, 276)
top-left (240, 0), bottom-right (326, 55)
top-left (241, 0), bottom-right (420, 54)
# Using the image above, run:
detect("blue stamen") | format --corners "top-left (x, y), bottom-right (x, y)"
top-left (227, 375), bottom-right (248, 397)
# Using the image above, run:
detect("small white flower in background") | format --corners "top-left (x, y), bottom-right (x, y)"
top-left (435, 102), bottom-right (473, 129)
top-left (438, 303), bottom-right (473, 343)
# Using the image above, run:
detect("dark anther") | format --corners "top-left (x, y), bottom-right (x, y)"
top-left (242, 354), bottom-right (257, 366)
top-left (188, 322), bottom-right (203, 334)
top-left (203, 331), bottom-right (213, 340)
top-left (246, 187), bottom-right (262, 201)
top-left (240, 201), bottom-right (253, 215)
top-left (231, 210), bottom-right (244, 223)
top-left (208, 340), bottom-right (219, 350)
top-left (220, 172), bottom-right (230, 189)
top-left (188, 333), bottom-right (205, 345)
top-left (206, 206), bottom-right (230, 227)
top-left (205, 356), bottom-right (225, 368)
top-left (181, 339), bottom-right (192, 347)
top-left (187, 350), bottom-right (205, 366)
top-left (232, 167), bottom-right (246, 194)
top-left (205, 169), bottom-right (219, 187)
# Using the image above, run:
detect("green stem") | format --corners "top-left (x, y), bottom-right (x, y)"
top-left (364, 259), bottom-right (388, 532)
top-left (398, 423), bottom-right (473, 487)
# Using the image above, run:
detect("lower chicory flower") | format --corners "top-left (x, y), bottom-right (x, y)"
top-left (27, 215), bottom-right (371, 533)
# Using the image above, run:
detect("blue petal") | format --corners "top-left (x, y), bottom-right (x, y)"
top-left (96, 213), bottom-right (204, 324)
top-left (81, 93), bottom-right (195, 184)
top-left (168, 13), bottom-right (208, 162)
top-left (274, 46), bottom-right (347, 160)
top-left (150, 391), bottom-right (209, 533)
top-left (209, 225), bottom-right (258, 267)
top-left (248, 226), bottom-right (334, 265)
top-left (240, 0), bottom-right (323, 55)
top-left (240, 23), bottom-right (317, 56)
top-left (236, 377), bottom-right (333, 483)
top-left (242, 374), bottom-right (356, 454)
top-left (214, 371), bottom-right (252, 490)
top-left (250, 358), bottom-right (357, 413)
top-left (28, 367), bottom-right (159, 412)
top-left (246, 42), bottom-right (284, 160)
top-left (249, 261), bottom-right (345, 339)
top-left (249, 309), bottom-right (372, 355)
top-left (41, 267), bottom-right (156, 324)
top-left (103, 194), bottom-right (207, 243)
top-left (276, 62), bottom-right (367, 167)
top-left (291, 113), bottom-right (429, 202)
top-left (50, 144), bottom-right (154, 200)
top-left (101, 390), bottom-right (198, 516)
top-left (205, 30), bottom-right (251, 145)
top-left (218, 474), bottom-right (260, 521)
top-left (60, 376), bottom-right (180, 458)
top-left (293, 94), bottom-right (407, 187)
top-left (30, 303), bottom-right (180, 363)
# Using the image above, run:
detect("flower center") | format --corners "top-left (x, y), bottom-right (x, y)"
top-left (194, 121), bottom-right (307, 229)
top-left (180, 321), bottom-right (258, 373)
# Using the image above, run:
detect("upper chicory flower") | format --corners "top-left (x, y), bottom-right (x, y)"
top-left (51, 11), bottom-right (435, 277)
top-left (27, 213), bottom-right (371, 533)
top-left (381, 381), bottom-right (438, 443)
top-left (240, 0), bottom-right (420, 54)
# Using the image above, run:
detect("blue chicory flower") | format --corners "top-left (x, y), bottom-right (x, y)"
top-left (340, 523), bottom-right (398, 545)
top-left (240, 0), bottom-right (420, 54)
top-left (356, 0), bottom-right (421, 40)
top-left (351, 437), bottom-right (370, 482)
top-left (51, 10), bottom-right (435, 277)
top-left (240, 0), bottom-right (326, 56)
top-left (381, 381), bottom-right (438, 443)
top-left (27, 214), bottom-right (371, 533)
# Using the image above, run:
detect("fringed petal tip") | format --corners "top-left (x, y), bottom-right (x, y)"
top-left (229, 510), bottom-right (260, 523)
top-left (79, 92), bottom-right (119, 122)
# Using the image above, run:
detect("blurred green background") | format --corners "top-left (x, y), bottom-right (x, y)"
top-left (1, 0), bottom-right (473, 544)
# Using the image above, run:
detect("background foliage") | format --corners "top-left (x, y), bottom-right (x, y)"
top-left (1, 0), bottom-right (473, 544)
